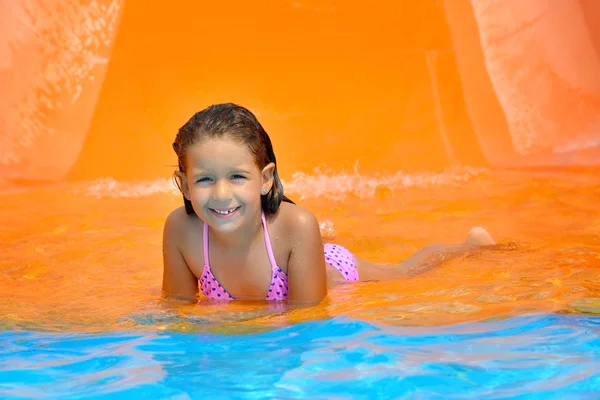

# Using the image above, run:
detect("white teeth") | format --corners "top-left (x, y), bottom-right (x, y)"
top-left (213, 207), bottom-right (237, 215)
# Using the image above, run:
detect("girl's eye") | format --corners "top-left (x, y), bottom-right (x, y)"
top-left (196, 177), bottom-right (212, 183)
top-left (231, 174), bottom-right (246, 180)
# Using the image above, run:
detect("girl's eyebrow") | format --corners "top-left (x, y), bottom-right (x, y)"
top-left (230, 168), bottom-right (252, 174)
top-left (191, 167), bottom-right (252, 175)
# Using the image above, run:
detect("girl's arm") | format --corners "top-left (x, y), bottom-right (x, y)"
top-left (162, 210), bottom-right (198, 302)
top-left (286, 207), bottom-right (328, 304)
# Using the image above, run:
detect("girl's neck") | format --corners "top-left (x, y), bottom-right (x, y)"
top-left (208, 211), bottom-right (263, 250)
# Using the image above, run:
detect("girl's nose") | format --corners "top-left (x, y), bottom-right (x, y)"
top-left (213, 179), bottom-right (232, 200)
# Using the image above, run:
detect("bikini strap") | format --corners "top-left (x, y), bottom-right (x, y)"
top-left (261, 212), bottom-right (279, 271)
top-left (202, 221), bottom-right (210, 266)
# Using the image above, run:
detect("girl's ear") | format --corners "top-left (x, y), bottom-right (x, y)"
top-left (261, 162), bottom-right (275, 194)
top-left (174, 170), bottom-right (191, 200)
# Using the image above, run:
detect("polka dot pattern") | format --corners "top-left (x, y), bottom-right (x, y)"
top-left (199, 265), bottom-right (234, 300)
top-left (265, 268), bottom-right (289, 301)
top-left (324, 244), bottom-right (359, 281)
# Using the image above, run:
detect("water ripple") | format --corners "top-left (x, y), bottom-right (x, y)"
top-left (0, 314), bottom-right (598, 399)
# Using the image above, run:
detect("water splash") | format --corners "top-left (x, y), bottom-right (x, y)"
top-left (77, 177), bottom-right (177, 198)
top-left (77, 166), bottom-right (487, 200)
top-left (285, 165), bottom-right (486, 200)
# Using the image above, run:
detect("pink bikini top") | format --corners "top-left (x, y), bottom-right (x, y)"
top-left (199, 212), bottom-right (289, 301)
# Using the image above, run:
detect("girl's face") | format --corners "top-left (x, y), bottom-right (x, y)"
top-left (180, 137), bottom-right (274, 231)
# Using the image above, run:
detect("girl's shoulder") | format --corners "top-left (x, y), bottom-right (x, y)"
top-left (165, 205), bottom-right (199, 225)
top-left (164, 206), bottom-right (202, 239)
top-left (269, 202), bottom-right (321, 239)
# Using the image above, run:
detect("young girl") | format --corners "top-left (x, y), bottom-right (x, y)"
top-left (162, 103), bottom-right (495, 304)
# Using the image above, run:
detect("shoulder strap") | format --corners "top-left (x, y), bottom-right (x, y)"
top-left (261, 212), bottom-right (279, 270)
top-left (203, 221), bottom-right (210, 266)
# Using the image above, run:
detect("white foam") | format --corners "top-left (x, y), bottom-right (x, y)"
top-left (77, 178), bottom-right (178, 199)
top-left (284, 165), bottom-right (486, 200)
top-left (553, 132), bottom-right (600, 153)
top-left (77, 166), bottom-right (487, 200)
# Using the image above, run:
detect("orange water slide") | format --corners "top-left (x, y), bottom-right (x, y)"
top-left (2, 0), bottom-right (600, 186)
top-left (446, 0), bottom-right (600, 168)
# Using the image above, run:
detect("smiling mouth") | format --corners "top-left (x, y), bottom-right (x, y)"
top-left (209, 206), bottom-right (241, 216)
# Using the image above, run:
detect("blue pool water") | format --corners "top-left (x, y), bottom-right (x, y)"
top-left (1, 314), bottom-right (599, 399)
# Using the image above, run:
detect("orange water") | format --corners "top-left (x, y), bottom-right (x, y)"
top-left (2, 168), bottom-right (599, 334)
